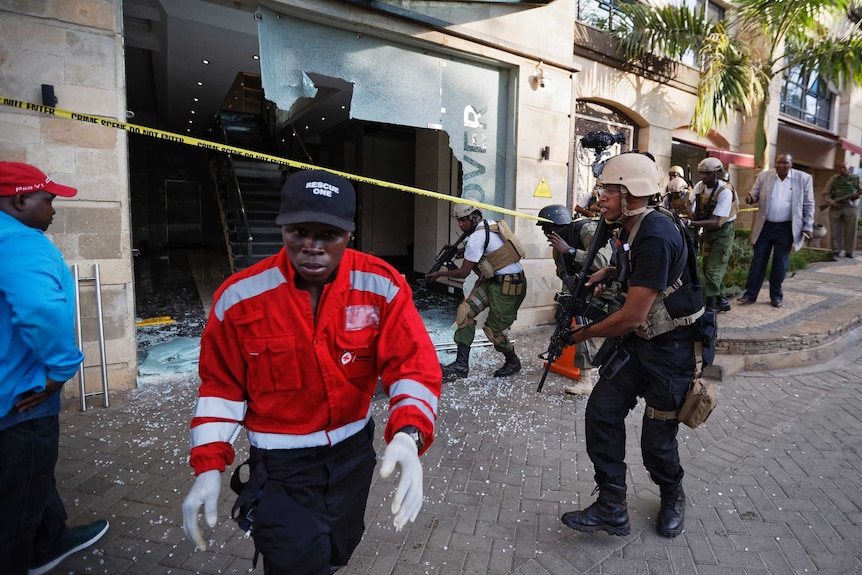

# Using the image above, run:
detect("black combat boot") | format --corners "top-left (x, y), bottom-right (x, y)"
top-left (656, 482), bottom-right (686, 537)
top-left (561, 484), bottom-right (630, 536)
top-left (715, 295), bottom-right (731, 312)
top-left (493, 350), bottom-right (521, 377)
top-left (705, 296), bottom-right (718, 313)
top-left (441, 343), bottom-right (469, 379)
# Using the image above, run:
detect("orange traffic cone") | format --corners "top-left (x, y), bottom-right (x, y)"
top-left (544, 344), bottom-right (582, 381)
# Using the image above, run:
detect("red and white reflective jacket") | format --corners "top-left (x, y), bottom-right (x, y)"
top-left (189, 248), bottom-right (442, 475)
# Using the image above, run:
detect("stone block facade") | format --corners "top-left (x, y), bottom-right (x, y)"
top-left (0, 0), bottom-right (137, 396)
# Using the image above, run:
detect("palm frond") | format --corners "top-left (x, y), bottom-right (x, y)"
top-left (790, 35), bottom-right (862, 89)
top-left (612, 3), bottom-right (716, 62)
top-left (692, 34), bottom-right (765, 136)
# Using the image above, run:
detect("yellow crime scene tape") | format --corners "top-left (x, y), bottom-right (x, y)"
top-left (1, 97), bottom-right (550, 223)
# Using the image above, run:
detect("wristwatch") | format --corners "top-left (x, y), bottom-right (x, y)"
top-left (396, 426), bottom-right (424, 451)
top-left (567, 247), bottom-right (577, 257)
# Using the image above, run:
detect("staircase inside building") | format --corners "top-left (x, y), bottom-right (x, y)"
top-left (213, 111), bottom-right (286, 271)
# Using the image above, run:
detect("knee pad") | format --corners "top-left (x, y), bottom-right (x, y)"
top-left (455, 301), bottom-right (475, 330)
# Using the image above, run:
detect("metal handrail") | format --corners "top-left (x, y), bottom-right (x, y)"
top-left (214, 114), bottom-right (254, 270)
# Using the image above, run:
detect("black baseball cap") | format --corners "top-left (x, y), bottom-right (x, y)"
top-left (275, 170), bottom-right (356, 232)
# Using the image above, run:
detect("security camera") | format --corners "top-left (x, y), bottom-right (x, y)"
top-left (532, 68), bottom-right (548, 89)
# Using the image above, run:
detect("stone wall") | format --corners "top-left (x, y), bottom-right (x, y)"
top-left (0, 0), bottom-right (137, 396)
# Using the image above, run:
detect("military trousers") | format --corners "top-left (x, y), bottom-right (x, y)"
top-left (453, 273), bottom-right (526, 353)
top-left (830, 203), bottom-right (858, 256)
top-left (700, 221), bottom-right (734, 298)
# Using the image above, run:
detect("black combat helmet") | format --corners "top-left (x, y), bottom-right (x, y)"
top-left (537, 204), bottom-right (573, 227)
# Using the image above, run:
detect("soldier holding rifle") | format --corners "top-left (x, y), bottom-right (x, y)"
top-left (822, 162), bottom-right (862, 258)
top-left (560, 152), bottom-right (704, 539)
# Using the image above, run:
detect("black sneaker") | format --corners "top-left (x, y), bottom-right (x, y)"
top-left (29, 520), bottom-right (109, 575)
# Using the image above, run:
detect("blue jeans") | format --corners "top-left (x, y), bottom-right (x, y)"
top-left (743, 220), bottom-right (792, 303)
top-left (0, 415), bottom-right (69, 574)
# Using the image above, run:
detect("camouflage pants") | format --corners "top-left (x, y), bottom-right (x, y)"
top-left (453, 274), bottom-right (527, 353)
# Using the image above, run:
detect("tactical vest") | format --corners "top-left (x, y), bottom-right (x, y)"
top-left (622, 207), bottom-right (705, 340)
top-left (693, 182), bottom-right (738, 226)
top-left (559, 218), bottom-right (596, 276)
top-left (474, 220), bottom-right (525, 279)
top-left (830, 174), bottom-right (860, 203)
top-left (667, 194), bottom-right (691, 215)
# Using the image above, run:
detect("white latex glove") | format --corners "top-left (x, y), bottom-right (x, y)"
top-left (379, 432), bottom-right (423, 531)
top-left (182, 469), bottom-right (221, 550)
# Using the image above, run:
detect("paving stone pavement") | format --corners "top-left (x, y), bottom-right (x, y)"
top-left (48, 257), bottom-right (862, 574)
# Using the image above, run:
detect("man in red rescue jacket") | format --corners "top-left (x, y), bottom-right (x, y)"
top-left (182, 170), bottom-right (442, 575)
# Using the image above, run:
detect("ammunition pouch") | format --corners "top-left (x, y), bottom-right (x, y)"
top-left (474, 258), bottom-right (497, 279)
top-left (645, 377), bottom-right (718, 428)
top-left (499, 272), bottom-right (524, 296)
top-left (678, 378), bottom-right (718, 428)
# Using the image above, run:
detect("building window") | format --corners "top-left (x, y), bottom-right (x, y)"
top-left (680, 1), bottom-right (726, 68)
top-left (780, 66), bottom-right (833, 129)
top-left (697, 0), bottom-right (725, 22)
top-left (576, 1), bottom-right (727, 67)
top-left (575, 0), bottom-right (632, 32)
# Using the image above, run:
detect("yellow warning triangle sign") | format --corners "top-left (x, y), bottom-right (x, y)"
top-left (534, 176), bottom-right (553, 198)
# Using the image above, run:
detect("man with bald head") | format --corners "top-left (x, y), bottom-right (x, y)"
top-left (736, 153), bottom-right (814, 308)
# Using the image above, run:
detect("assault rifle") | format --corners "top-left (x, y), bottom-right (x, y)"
top-left (537, 218), bottom-right (611, 392)
top-left (819, 191), bottom-right (861, 211)
top-left (417, 230), bottom-right (470, 291)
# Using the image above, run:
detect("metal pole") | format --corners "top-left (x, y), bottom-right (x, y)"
top-left (72, 265), bottom-right (87, 411)
top-left (93, 264), bottom-right (110, 408)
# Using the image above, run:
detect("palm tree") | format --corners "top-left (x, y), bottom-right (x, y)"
top-left (611, 0), bottom-right (862, 167)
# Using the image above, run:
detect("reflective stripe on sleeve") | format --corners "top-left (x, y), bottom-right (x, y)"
top-left (191, 420), bottom-right (243, 448)
top-left (193, 396), bottom-right (247, 421)
top-left (389, 397), bottom-right (436, 431)
top-left (388, 378), bottom-right (439, 416)
top-left (350, 270), bottom-right (399, 303)
top-left (247, 409), bottom-right (372, 450)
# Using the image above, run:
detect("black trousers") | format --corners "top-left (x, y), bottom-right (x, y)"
top-left (251, 420), bottom-right (377, 575)
top-left (585, 334), bottom-right (695, 490)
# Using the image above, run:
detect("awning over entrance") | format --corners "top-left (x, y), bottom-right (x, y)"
top-left (706, 148), bottom-right (755, 167)
top-left (776, 121), bottom-right (836, 170)
top-left (841, 138), bottom-right (862, 157)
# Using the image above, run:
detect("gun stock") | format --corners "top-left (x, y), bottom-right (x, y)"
top-left (417, 230), bottom-right (469, 291)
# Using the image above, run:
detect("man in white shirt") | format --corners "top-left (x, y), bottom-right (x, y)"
top-left (426, 205), bottom-right (527, 379)
top-left (736, 153), bottom-right (814, 308)
top-left (680, 157), bottom-right (739, 313)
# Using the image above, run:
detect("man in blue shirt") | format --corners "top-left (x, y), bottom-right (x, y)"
top-left (0, 162), bottom-right (109, 575)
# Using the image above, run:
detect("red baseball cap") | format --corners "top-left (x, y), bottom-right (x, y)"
top-left (0, 161), bottom-right (78, 197)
